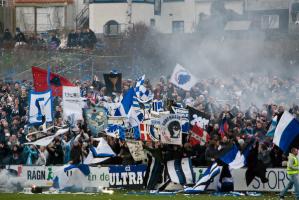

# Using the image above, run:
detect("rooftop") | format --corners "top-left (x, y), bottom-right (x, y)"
top-left (15, 0), bottom-right (72, 5)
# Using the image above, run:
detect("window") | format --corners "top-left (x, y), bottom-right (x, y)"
top-left (150, 19), bottom-right (155, 27)
top-left (104, 20), bottom-right (120, 36)
top-left (0, 0), bottom-right (6, 6)
top-left (172, 21), bottom-right (184, 33)
top-left (154, 0), bottom-right (161, 15)
top-left (291, 3), bottom-right (299, 22)
top-left (163, 0), bottom-right (184, 2)
top-left (261, 15), bottom-right (279, 29)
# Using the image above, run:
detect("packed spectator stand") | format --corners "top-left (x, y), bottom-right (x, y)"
top-left (0, 69), bottom-right (297, 169)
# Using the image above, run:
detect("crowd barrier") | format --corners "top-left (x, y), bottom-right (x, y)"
top-left (4, 165), bottom-right (293, 192)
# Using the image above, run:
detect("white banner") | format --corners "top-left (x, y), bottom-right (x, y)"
top-left (63, 86), bottom-right (83, 122)
top-left (160, 114), bottom-right (182, 145)
top-left (126, 140), bottom-right (146, 161)
top-left (194, 167), bottom-right (293, 192)
top-left (6, 165), bottom-right (109, 188)
top-left (4, 165), bottom-right (291, 192)
top-left (29, 90), bottom-right (53, 124)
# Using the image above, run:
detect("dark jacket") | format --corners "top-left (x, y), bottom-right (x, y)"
top-left (47, 143), bottom-right (64, 165)
top-left (15, 32), bottom-right (26, 43)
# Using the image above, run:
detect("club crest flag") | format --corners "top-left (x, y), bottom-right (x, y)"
top-left (84, 106), bottom-right (108, 136)
top-left (170, 64), bottom-right (197, 91)
top-left (29, 90), bottom-right (53, 125)
top-left (63, 86), bottom-right (83, 122)
top-left (160, 114), bottom-right (182, 145)
top-left (139, 120), bottom-right (160, 142)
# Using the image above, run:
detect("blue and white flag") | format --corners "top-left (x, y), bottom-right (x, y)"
top-left (152, 100), bottom-right (164, 112)
top-left (113, 87), bottom-right (135, 117)
top-left (170, 64), bottom-right (197, 91)
top-left (53, 164), bottom-right (90, 190)
top-left (184, 162), bottom-right (221, 194)
top-left (135, 75), bottom-right (153, 103)
top-left (167, 158), bottom-right (194, 185)
top-left (266, 115), bottom-right (277, 137)
top-left (29, 89), bottom-right (53, 125)
top-left (105, 124), bottom-right (126, 141)
top-left (112, 88), bottom-right (146, 125)
top-left (132, 96), bottom-right (151, 110)
top-left (172, 106), bottom-right (189, 134)
top-left (220, 145), bottom-right (247, 169)
top-left (84, 137), bottom-right (115, 164)
top-left (273, 111), bottom-right (299, 153)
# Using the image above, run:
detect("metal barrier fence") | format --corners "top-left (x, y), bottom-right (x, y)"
top-left (0, 48), bottom-right (133, 82)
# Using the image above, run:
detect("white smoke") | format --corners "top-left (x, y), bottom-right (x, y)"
top-left (0, 169), bottom-right (26, 192)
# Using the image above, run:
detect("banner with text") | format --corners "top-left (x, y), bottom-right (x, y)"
top-left (109, 165), bottom-right (147, 189)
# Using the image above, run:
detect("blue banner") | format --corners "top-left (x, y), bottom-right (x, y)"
top-left (109, 165), bottom-right (147, 189)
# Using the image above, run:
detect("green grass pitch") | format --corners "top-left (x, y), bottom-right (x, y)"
top-left (0, 193), bottom-right (293, 200)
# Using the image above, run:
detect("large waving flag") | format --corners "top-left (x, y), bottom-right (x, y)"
top-left (273, 111), bottom-right (299, 153)
top-left (29, 89), bottom-right (53, 125)
top-left (84, 137), bottom-right (115, 164)
top-left (219, 144), bottom-right (248, 169)
top-left (169, 64), bottom-right (197, 91)
top-left (113, 87), bottom-right (135, 117)
top-left (32, 66), bottom-right (74, 97)
top-left (184, 162), bottom-right (220, 193)
top-left (120, 87), bottom-right (135, 115)
top-left (52, 164), bottom-right (90, 190)
top-left (25, 128), bottom-right (69, 146)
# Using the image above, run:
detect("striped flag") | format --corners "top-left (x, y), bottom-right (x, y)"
top-left (152, 100), bottom-right (164, 112)
top-left (167, 158), bottom-right (195, 185)
top-left (184, 162), bottom-right (220, 193)
top-left (273, 111), bottom-right (299, 153)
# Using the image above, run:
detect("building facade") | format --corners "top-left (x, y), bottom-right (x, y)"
top-left (89, 0), bottom-right (299, 35)
top-left (89, 0), bottom-right (244, 34)
top-left (15, 0), bottom-right (75, 33)
top-left (0, 0), bottom-right (15, 33)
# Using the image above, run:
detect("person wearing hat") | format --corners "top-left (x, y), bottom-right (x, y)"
top-left (280, 147), bottom-right (299, 200)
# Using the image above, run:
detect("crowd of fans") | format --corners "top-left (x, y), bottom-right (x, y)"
top-left (0, 27), bottom-right (97, 50)
top-left (0, 73), bottom-right (298, 168)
